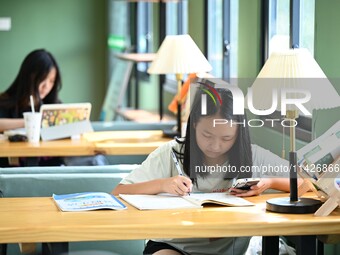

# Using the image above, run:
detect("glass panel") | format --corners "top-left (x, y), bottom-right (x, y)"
top-left (207, 0), bottom-right (223, 77)
top-left (207, 0), bottom-right (238, 79)
top-left (166, 0), bottom-right (188, 35)
top-left (137, 2), bottom-right (153, 72)
top-left (181, 0), bottom-right (188, 34)
top-left (166, 2), bottom-right (178, 35)
top-left (268, 0), bottom-right (290, 56)
top-left (300, 0), bottom-right (315, 55)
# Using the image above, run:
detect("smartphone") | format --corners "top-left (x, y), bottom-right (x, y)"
top-left (231, 178), bottom-right (260, 190)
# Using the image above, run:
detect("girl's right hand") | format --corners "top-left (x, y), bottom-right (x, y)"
top-left (161, 176), bottom-right (192, 196)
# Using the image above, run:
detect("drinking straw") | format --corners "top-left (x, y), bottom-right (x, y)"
top-left (30, 95), bottom-right (35, 113)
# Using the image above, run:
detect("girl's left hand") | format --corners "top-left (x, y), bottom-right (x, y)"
top-left (229, 179), bottom-right (272, 197)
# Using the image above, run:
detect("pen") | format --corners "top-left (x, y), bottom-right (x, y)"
top-left (170, 150), bottom-right (190, 195)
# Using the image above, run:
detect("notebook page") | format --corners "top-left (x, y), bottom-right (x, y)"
top-left (119, 194), bottom-right (202, 210)
top-left (183, 192), bottom-right (254, 206)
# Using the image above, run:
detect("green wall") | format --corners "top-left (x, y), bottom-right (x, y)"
top-left (238, 0), bottom-right (262, 80)
top-left (0, 0), bottom-right (107, 120)
top-left (314, 0), bottom-right (340, 138)
top-left (188, 0), bottom-right (205, 52)
top-left (314, 9), bottom-right (338, 249)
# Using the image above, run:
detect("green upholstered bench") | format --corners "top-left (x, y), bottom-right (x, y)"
top-left (0, 165), bottom-right (144, 255)
top-left (0, 164), bottom-right (138, 175)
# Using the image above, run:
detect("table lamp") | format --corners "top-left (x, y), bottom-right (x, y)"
top-left (248, 48), bottom-right (340, 213)
top-left (148, 34), bottom-right (212, 137)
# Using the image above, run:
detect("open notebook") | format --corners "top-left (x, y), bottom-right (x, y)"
top-left (119, 192), bottom-right (254, 210)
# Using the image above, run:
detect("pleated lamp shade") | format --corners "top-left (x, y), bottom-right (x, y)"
top-left (147, 34), bottom-right (212, 75)
top-left (249, 48), bottom-right (340, 113)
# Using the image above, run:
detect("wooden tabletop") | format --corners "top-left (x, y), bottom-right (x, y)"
top-left (0, 130), bottom-right (171, 157)
top-left (114, 53), bottom-right (157, 62)
top-left (0, 193), bottom-right (339, 244)
top-left (86, 130), bottom-right (171, 155)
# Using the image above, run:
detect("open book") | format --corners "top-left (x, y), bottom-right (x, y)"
top-left (119, 192), bottom-right (254, 210)
top-left (53, 192), bottom-right (127, 212)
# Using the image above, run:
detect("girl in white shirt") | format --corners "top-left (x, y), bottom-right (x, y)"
top-left (113, 88), bottom-right (290, 255)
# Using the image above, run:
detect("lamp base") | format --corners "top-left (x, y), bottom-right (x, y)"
top-left (162, 129), bottom-right (181, 138)
top-left (266, 197), bottom-right (322, 214)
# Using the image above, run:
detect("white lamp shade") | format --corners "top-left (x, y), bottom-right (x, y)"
top-left (147, 34), bottom-right (212, 75)
top-left (249, 48), bottom-right (340, 113)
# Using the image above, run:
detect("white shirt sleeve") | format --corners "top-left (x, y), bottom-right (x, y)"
top-left (120, 140), bottom-right (179, 184)
top-left (251, 144), bottom-right (290, 178)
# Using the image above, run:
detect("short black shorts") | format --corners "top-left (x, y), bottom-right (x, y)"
top-left (143, 240), bottom-right (186, 255)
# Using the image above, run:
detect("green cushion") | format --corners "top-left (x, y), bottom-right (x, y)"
top-left (0, 173), bottom-right (127, 197)
top-left (0, 164), bottom-right (138, 174)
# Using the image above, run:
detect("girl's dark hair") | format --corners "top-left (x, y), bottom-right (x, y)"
top-left (175, 87), bottom-right (253, 184)
top-left (0, 49), bottom-right (62, 117)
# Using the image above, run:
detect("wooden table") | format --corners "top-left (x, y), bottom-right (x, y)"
top-left (114, 53), bottom-right (156, 62)
top-left (0, 193), bottom-right (339, 254)
top-left (0, 130), bottom-right (171, 158)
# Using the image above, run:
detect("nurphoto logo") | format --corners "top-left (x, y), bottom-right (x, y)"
top-left (197, 80), bottom-right (312, 128)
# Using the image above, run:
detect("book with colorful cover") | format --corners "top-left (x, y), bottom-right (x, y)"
top-left (53, 192), bottom-right (127, 212)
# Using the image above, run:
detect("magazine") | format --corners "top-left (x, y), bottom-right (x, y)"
top-left (119, 192), bottom-right (254, 210)
top-left (53, 192), bottom-right (127, 212)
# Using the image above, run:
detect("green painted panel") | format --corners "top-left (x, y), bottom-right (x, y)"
top-left (238, 0), bottom-right (261, 79)
top-left (188, 0), bottom-right (205, 52)
top-left (0, 0), bottom-right (107, 120)
top-left (314, 0), bottom-right (340, 143)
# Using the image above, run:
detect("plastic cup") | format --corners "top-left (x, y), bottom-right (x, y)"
top-left (23, 112), bottom-right (42, 144)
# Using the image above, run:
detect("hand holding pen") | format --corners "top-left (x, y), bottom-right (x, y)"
top-left (170, 150), bottom-right (192, 196)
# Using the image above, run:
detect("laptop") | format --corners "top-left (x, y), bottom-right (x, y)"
top-left (40, 103), bottom-right (93, 141)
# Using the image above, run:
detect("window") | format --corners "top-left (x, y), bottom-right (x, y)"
top-left (206, 0), bottom-right (238, 80)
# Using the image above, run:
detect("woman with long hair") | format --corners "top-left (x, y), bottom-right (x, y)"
top-left (0, 49), bottom-right (63, 166)
top-left (0, 49), bottom-right (61, 132)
